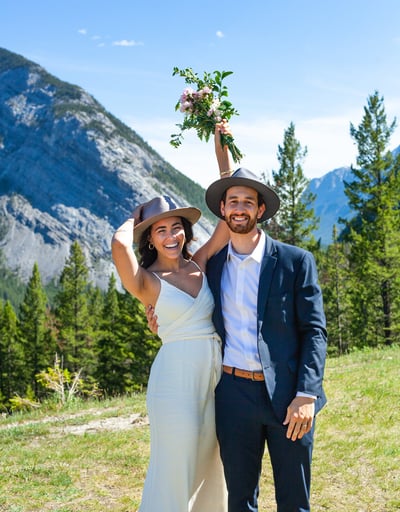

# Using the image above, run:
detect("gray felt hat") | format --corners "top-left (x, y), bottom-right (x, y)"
top-left (205, 168), bottom-right (280, 222)
top-left (133, 196), bottom-right (201, 243)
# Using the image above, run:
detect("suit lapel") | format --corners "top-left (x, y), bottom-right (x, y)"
top-left (257, 235), bottom-right (277, 328)
top-left (207, 246), bottom-right (228, 339)
top-left (213, 246), bottom-right (228, 315)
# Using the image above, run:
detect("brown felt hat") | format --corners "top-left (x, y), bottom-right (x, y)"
top-left (205, 167), bottom-right (280, 222)
top-left (133, 196), bottom-right (201, 243)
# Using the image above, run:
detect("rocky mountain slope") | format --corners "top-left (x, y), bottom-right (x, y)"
top-left (0, 48), bottom-right (213, 289)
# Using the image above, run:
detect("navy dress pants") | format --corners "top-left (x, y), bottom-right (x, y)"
top-left (215, 372), bottom-right (314, 512)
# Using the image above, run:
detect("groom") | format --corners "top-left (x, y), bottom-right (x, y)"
top-left (205, 168), bottom-right (327, 511)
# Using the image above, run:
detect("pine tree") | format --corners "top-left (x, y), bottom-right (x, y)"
top-left (54, 242), bottom-right (95, 373)
top-left (87, 284), bottom-right (105, 352)
top-left (271, 122), bottom-right (319, 249)
top-left (319, 226), bottom-right (353, 354)
top-left (19, 263), bottom-right (55, 396)
top-left (341, 91), bottom-right (400, 346)
top-left (95, 274), bottom-right (136, 395)
top-left (118, 292), bottom-right (161, 390)
top-left (0, 300), bottom-right (24, 404)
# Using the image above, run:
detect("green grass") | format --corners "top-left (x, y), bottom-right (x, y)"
top-left (0, 346), bottom-right (399, 511)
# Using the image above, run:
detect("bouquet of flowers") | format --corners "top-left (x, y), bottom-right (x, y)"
top-left (170, 67), bottom-right (243, 163)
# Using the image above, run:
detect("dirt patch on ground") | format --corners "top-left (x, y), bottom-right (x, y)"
top-left (55, 413), bottom-right (149, 435)
top-left (0, 407), bottom-right (149, 435)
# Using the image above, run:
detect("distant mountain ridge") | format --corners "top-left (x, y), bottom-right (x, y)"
top-left (308, 166), bottom-right (353, 243)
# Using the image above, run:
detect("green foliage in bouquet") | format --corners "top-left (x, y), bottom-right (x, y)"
top-left (170, 67), bottom-right (243, 163)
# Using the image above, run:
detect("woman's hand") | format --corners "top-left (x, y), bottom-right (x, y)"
top-left (216, 119), bottom-right (232, 137)
top-left (215, 120), bottom-right (234, 176)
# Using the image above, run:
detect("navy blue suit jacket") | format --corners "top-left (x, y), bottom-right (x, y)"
top-left (206, 234), bottom-right (327, 422)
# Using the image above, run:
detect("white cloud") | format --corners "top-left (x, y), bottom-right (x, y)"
top-left (78, 28), bottom-right (87, 35)
top-left (112, 39), bottom-right (144, 47)
top-left (216, 30), bottom-right (224, 38)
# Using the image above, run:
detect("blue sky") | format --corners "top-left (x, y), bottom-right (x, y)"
top-left (1, 0), bottom-right (400, 187)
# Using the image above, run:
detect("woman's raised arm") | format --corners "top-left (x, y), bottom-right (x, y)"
top-left (111, 206), bottom-right (155, 304)
top-left (193, 120), bottom-right (235, 269)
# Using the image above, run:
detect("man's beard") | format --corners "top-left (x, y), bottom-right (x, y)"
top-left (225, 214), bottom-right (258, 234)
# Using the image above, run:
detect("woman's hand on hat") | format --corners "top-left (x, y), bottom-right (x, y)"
top-left (131, 203), bottom-right (144, 225)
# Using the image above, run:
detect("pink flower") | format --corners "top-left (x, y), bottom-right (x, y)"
top-left (180, 87), bottom-right (195, 103)
top-left (198, 86), bottom-right (212, 98)
top-left (207, 99), bottom-right (221, 117)
top-left (180, 101), bottom-right (193, 113)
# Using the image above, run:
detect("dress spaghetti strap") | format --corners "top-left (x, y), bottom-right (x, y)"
top-left (189, 259), bottom-right (203, 272)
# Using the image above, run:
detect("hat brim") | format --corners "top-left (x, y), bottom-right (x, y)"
top-left (133, 207), bottom-right (201, 243)
top-left (205, 176), bottom-right (280, 222)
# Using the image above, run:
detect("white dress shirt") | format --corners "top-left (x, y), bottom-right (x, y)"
top-left (221, 230), bottom-right (265, 371)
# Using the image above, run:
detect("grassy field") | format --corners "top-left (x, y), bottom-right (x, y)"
top-left (0, 345), bottom-right (399, 511)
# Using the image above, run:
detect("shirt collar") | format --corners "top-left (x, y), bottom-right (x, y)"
top-left (227, 229), bottom-right (266, 264)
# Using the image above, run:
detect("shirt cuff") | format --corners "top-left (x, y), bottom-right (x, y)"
top-left (296, 391), bottom-right (317, 400)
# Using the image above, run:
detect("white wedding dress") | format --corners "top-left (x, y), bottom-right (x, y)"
top-left (138, 265), bottom-right (227, 512)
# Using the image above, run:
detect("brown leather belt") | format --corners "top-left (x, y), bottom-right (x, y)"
top-left (223, 365), bottom-right (265, 381)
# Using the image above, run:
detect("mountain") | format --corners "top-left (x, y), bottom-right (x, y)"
top-left (0, 47), bottom-right (214, 289)
top-left (307, 166), bottom-right (353, 244)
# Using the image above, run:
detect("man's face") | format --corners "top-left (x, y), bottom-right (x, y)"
top-left (220, 186), bottom-right (266, 234)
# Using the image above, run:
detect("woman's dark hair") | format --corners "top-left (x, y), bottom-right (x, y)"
top-left (138, 217), bottom-right (196, 269)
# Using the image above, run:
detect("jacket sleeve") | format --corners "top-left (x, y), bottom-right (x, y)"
top-left (294, 250), bottom-right (327, 398)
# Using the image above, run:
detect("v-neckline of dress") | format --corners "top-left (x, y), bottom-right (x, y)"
top-left (154, 272), bottom-right (204, 300)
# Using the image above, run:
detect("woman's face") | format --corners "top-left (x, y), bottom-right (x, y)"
top-left (149, 216), bottom-right (185, 258)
